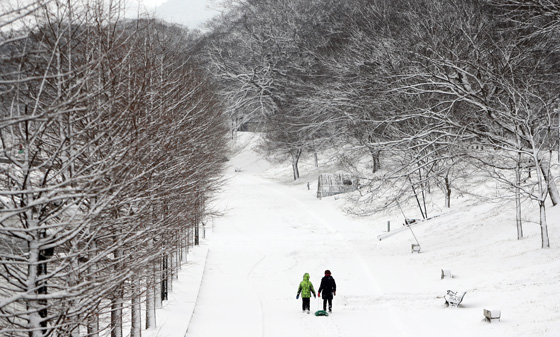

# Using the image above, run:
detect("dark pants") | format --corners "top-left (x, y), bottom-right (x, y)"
top-left (302, 298), bottom-right (311, 311)
top-left (322, 298), bottom-right (332, 311)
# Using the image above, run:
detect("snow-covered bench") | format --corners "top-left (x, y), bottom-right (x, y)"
top-left (444, 290), bottom-right (466, 307)
top-left (483, 309), bottom-right (501, 322)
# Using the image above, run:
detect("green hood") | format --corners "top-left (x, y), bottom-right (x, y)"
top-left (297, 273), bottom-right (315, 298)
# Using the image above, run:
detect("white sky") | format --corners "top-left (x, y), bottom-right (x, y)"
top-left (127, 0), bottom-right (223, 29)
top-left (1, 0), bottom-right (223, 31)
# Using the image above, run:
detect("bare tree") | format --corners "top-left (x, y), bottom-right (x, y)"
top-left (205, 0), bottom-right (349, 179)
top-left (1, 2), bottom-right (228, 336)
top-left (384, 0), bottom-right (559, 247)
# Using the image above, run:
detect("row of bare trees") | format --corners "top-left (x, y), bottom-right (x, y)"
top-left (1, 1), bottom-right (227, 336)
top-left (203, 0), bottom-right (559, 248)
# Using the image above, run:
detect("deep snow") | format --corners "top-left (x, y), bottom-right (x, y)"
top-left (146, 132), bottom-right (560, 337)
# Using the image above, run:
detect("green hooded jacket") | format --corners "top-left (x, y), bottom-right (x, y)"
top-left (297, 273), bottom-right (316, 298)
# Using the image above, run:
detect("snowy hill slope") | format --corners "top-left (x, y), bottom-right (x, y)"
top-left (182, 132), bottom-right (560, 337)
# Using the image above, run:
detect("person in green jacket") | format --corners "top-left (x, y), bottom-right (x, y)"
top-left (296, 273), bottom-right (316, 313)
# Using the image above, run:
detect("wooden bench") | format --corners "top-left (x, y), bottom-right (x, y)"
top-left (441, 269), bottom-right (453, 279)
top-left (411, 244), bottom-right (421, 253)
top-left (483, 309), bottom-right (501, 322)
top-left (444, 290), bottom-right (466, 307)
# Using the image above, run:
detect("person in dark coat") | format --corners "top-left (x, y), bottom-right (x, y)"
top-left (318, 269), bottom-right (336, 312)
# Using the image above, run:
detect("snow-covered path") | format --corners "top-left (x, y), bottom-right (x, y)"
top-left (183, 134), bottom-right (560, 337)
top-left (186, 170), bottom-right (408, 337)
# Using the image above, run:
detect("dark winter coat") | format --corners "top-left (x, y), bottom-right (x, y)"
top-left (318, 275), bottom-right (336, 300)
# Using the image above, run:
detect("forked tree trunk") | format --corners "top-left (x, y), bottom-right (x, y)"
top-left (539, 159), bottom-right (559, 206)
top-left (291, 149), bottom-right (302, 180)
top-left (533, 151), bottom-right (552, 248)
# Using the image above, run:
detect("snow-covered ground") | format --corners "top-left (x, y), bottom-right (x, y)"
top-left (147, 132), bottom-right (560, 337)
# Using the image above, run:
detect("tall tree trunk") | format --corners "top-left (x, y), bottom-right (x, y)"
top-left (291, 149), bottom-right (302, 180)
top-left (131, 277), bottom-right (141, 337)
top-left (312, 140), bottom-right (319, 168)
top-left (87, 309), bottom-right (99, 337)
top-left (408, 176), bottom-right (426, 219)
top-left (539, 200), bottom-right (550, 248)
top-left (110, 289), bottom-right (123, 337)
top-left (418, 168), bottom-right (428, 218)
top-left (181, 231), bottom-right (188, 263)
top-left (27, 206), bottom-right (44, 337)
top-left (37, 230), bottom-right (54, 336)
top-left (111, 226), bottom-right (124, 337)
top-left (161, 254), bottom-right (168, 302)
top-left (155, 259), bottom-right (162, 309)
top-left (539, 159), bottom-right (559, 206)
top-left (169, 248), bottom-right (175, 293)
top-left (534, 151), bottom-right (551, 248)
top-left (145, 264), bottom-right (156, 329)
top-left (87, 238), bottom-right (99, 337)
top-left (194, 195), bottom-right (200, 245)
top-left (444, 175), bottom-right (451, 208)
top-left (515, 152), bottom-right (523, 239)
top-left (371, 148), bottom-right (380, 173)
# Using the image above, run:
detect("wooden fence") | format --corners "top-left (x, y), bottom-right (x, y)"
top-left (316, 173), bottom-right (358, 199)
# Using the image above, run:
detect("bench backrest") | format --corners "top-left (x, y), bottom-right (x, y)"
top-left (457, 292), bottom-right (466, 303)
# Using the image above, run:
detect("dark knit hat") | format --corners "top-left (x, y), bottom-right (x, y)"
top-left (324, 270), bottom-right (331, 275)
